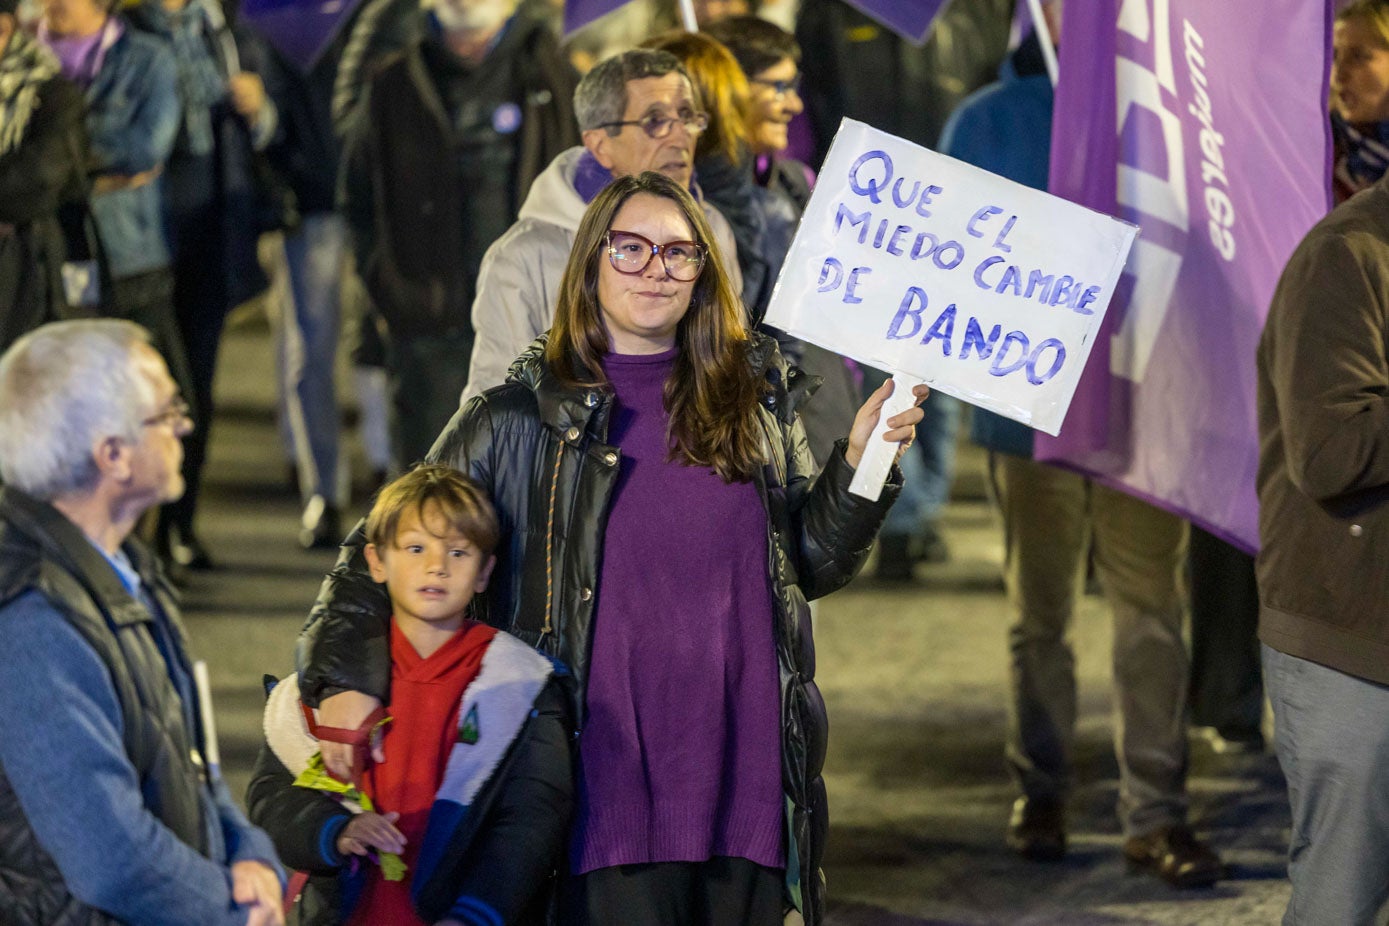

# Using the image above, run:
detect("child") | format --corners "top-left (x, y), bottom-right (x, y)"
top-left (248, 465), bottom-right (573, 926)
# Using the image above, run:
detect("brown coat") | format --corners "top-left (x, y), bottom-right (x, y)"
top-left (1256, 174), bottom-right (1389, 684)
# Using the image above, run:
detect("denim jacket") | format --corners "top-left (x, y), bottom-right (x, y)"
top-left (84, 26), bottom-right (180, 278)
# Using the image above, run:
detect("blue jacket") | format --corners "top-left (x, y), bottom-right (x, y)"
top-left (84, 25), bottom-right (181, 279)
top-left (0, 488), bottom-right (283, 925)
top-left (938, 36), bottom-right (1053, 459)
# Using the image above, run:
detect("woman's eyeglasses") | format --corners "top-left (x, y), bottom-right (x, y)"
top-left (751, 75), bottom-right (802, 99)
top-left (605, 230), bottom-right (707, 282)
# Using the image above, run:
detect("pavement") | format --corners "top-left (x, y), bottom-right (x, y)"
top-left (182, 312), bottom-right (1294, 925)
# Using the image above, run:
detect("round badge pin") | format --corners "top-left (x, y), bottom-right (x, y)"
top-left (492, 102), bottom-right (522, 135)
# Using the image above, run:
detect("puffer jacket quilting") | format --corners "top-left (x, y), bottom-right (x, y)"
top-left (297, 333), bottom-right (900, 923)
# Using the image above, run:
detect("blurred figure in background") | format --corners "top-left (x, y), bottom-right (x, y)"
top-left (702, 14), bottom-right (859, 467)
top-left (0, 0), bottom-right (86, 352)
top-left (259, 31), bottom-right (352, 549)
top-left (796, 0), bottom-right (1011, 579)
top-left (1332, 0), bottom-right (1389, 202)
top-left (36, 0), bottom-right (195, 434)
top-left (127, 0), bottom-right (284, 570)
top-left (340, 0), bottom-right (578, 468)
top-left (946, 3), bottom-right (1221, 887)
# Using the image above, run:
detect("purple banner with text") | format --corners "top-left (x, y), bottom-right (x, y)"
top-left (1036, 0), bottom-right (1333, 552)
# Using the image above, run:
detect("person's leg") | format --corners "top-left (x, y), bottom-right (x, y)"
top-left (876, 440), bottom-right (927, 578)
top-left (281, 213), bottom-right (344, 505)
top-left (1091, 486), bottom-right (1190, 839)
top-left (1264, 644), bottom-right (1389, 925)
top-left (913, 390), bottom-right (962, 561)
top-left (160, 154), bottom-right (226, 566)
top-left (991, 453), bottom-right (1088, 855)
top-left (342, 258), bottom-right (393, 488)
top-left (281, 214), bottom-right (346, 546)
top-left (386, 330), bottom-right (473, 468)
top-left (1188, 525), bottom-right (1264, 749)
top-left (697, 857), bottom-right (783, 926)
top-left (560, 862), bottom-right (696, 926)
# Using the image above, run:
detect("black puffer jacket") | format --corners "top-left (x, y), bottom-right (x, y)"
top-left (296, 333), bottom-right (900, 923)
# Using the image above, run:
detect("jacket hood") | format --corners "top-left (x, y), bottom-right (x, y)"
top-left (515, 146), bottom-right (590, 233)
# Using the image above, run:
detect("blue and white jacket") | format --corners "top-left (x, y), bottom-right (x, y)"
top-left (247, 631), bottom-right (574, 926)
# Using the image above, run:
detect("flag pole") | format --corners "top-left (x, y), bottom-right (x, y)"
top-left (1027, 0), bottom-right (1059, 87)
top-left (677, 0), bottom-right (698, 31)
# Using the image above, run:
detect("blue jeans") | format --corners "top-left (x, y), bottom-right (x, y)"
top-left (272, 213), bottom-right (345, 504)
top-left (1264, 643), bottom-right (1389, 925)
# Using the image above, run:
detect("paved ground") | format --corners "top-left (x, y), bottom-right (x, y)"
top-left (184, 313), bottom-right (1294, 924)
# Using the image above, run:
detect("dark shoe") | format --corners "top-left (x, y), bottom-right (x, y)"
top-left (917, 524), bottom-right (950, 564)
top-left (299, 495), bottom-right (342, 550)
top-left (1123, 825), bottom-right (1223, 888)
top-left (166, 526), bottom-right (214, 570)
top-left (875, 534), bottom-right (915, 581)
top-left (1006, 796), bottom-right (1066, 861)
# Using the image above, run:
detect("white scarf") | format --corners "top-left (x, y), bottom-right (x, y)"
top-left (0, 30), bottom-right (60, 157)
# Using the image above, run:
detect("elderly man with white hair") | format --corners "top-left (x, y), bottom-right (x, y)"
top-left (0, 319), bottom-right (285, 925)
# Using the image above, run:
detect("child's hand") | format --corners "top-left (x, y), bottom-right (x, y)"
top-left (336, 811), bottom-right (406, 857)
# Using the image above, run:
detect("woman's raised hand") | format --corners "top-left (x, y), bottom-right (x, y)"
top-left (316, 690), bottom-right (385, 784)
top-left (846, 379), bottom-right (931, 470)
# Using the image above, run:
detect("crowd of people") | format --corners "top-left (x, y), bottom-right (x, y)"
top-left (0, 0), bottom-right (1383, 923)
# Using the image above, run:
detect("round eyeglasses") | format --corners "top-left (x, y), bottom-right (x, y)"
top-left (597, 110), bottom-right (710, 140)
top-left (605, 230), bottom-right (707, 282)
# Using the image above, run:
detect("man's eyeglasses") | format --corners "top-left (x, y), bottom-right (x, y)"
top-left (605, 230), bottom-right (707, 282)
top-left (751, 75), bottom-right (802, 98)
top-left (142, 397), bottom-right (192, 430)
top-left (598, 110), bottom-right (709, 140)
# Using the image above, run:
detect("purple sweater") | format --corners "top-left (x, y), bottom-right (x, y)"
top-left (571, 349), bottom-right (785, 874)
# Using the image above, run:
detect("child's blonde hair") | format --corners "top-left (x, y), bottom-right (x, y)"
top-left (364, 464), bottom-right (499, 554)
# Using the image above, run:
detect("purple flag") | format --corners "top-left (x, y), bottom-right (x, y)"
top-left (563, 0), bottom-right (630, 35)
top-left (1036, 0), bottom-right (1333, 552)
top-left (841, 0), bottom-right (947, 45)
top-left (241, 0), bottom-right (363, 72)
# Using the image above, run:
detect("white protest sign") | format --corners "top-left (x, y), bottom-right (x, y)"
top-left (766, 118), bottom-right (1137, 438)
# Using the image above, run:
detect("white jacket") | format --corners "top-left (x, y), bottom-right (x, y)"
top-left (462, 147), bottom-right (744, 401)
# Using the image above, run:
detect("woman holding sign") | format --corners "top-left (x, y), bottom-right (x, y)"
top-left (292, 171), bottom-right (927, 924)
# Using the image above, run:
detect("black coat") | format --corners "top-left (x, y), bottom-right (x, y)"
top-left (0, 73), bottom-right (87, 353)
top-left (247, 676), bottom-right (574, 925)
top-left (296, 334), bottom-right (900, 923)
top-left (338, 10), bottom-right (579, 337)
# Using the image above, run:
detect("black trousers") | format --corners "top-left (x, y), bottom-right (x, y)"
top-left (560, 857), bottom-right (783, 926)
top-left (162, 152), bottom-right (230, 536)
top-left (1188, 525), bottom-right (1264, 737)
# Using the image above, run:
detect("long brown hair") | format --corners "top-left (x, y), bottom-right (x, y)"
top-left (545, 171), bottom-right (766, 483)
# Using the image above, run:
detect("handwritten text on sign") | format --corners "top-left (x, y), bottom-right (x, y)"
top-left (763, 119), bottom-right (1137, 436)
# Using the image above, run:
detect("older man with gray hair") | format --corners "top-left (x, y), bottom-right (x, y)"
top-left (0, 319), bottom-right (284, 925)
top-left (461, 47), bottom-right (743, 401)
